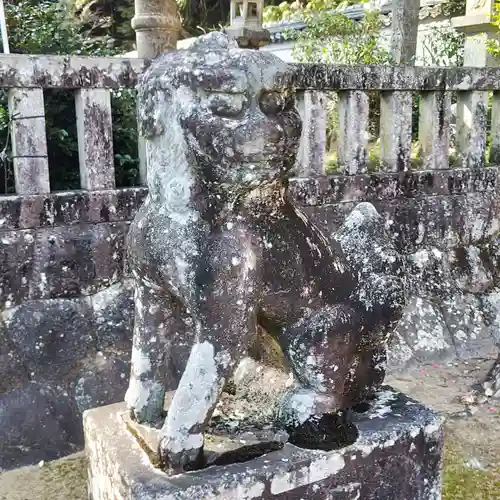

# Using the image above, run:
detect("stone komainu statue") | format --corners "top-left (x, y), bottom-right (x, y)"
top-left (125, 32), bottom-right (406, 471)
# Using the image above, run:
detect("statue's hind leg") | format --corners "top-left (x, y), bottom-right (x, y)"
top-left (279, 304), bottom-right (364, 425)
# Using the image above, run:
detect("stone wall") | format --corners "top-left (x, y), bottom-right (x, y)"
top-left (0, 188), bottom-right (145, 471)
top-left (1, 168), bottom-right (499, 471)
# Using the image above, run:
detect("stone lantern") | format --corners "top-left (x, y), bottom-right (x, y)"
top-left (225, 0), bottom-right (270, 49)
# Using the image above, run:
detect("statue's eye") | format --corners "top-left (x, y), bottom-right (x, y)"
top-left (208, 93), bottom-right (247, 117)
top-left (259, 91), bottom-right (286, 116)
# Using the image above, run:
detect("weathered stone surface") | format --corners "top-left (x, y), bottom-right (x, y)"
top-left (491, 91), bottom-right (500, 164)
top-left (0, 384), bottom-right (74, 472)
top-left (42, 382), bottom-right (85, 447)
top-left (337, 90), bottom-right (369, 174)
top-left (386, 329), bottom-right (415, 371)
top-left (0, 54), bottom-right (146, 89)
top-left (295, 90), bottom-right (327, 177)
top-left (298, 194), bottom-right (500, 255)
top-left (76, 89), bottom-right (116, 191)
top-left (281, 64), bottom-right (500, 91)
top-left (440, 293), bottom-right (495, 359)
top-left (4, 298), bottom-right (95, 380)
top-left (2, 44), bottom-right (500, 475)
top-left (225, 26), bottom-right (271, 49)
top-left (406, 247), bottom-right (451, 299)
top-left (8, 88), bottom-right (50, 195)
top-left (456, 91), bottom-right (488, 168)
top-left (0, 319), bottom-right (29, 394)
top-left (0, 188), bottom-right (146, 231)
top-left (390, 0), bottom-right (419, 65)
top-left (2, 55), bottom-right (500, 94)
top-left (74, 352), bottom-right (130, 414)
top-left (288, 167), bottom-right (500, 206)
top-left (90, 280), bottom-right (134, 349)
top-left (132, 0), bottom-right (180, 59)
top-left (448, 245), bottom-right (494, 294)
top-left (419, 91), bottom-right (451, 170)
top-left (379, 91), bottom-right (413, 171)
top-left (123, 404), bottom-right (289, 472)
top-left (85, 388), bottom-right (443, 500)
top-left (480, 288), bottom-right (500, 345)
top-left (0, 230), bottom-right (35, 308)
top-left (483, 355), bottom-right (500, 398)
top-left (386, 247), bottom-right (500, 372)
top-left (29, 223), bottom-right (127, 299)
top-left (393, 297), bottom-right (455, 363)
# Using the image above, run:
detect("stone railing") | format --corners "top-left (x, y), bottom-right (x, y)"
top-left (289, 65), bottom-right (500, 175)
top-left (0, 55), bottom-right (145, 195)
top-left (1, 57), bottom-right (499, 472)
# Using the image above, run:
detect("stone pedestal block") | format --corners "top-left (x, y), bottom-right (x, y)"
top-left (84, 387), bottom-right (443, 500)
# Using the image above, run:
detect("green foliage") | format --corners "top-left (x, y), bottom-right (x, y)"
top-left (111, 89), bottom-right (140, 187)
top-left (177, 0), bottom-right (231, 35)
top-left (4, 0), bottom-right (116, 55)
top-left (419, 26), bottom-right (465, 66)
top-left (0, 1), bottom-right (139, 192)
top-left (443, 439), bottom-right (500, 500)
top-left (488, 1), bottom-right (500, 58)
top-left (264, 0), bottom-right (363, 24)
top-left (292, 10), bottom-right (390, 65)
top-left (62, 0), bottom-right (136, 52)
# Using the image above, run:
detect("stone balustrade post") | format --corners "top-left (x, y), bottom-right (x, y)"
top-left (295, 90), bottom-right (327, 177)
top-left (452, 0), bottom-right (500, 166)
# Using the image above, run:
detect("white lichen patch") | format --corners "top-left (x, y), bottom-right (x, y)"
top-left (160, 341), bottom-right (222, 454)
top-left (367, 389), bottom-right (398, 420)
top-left (270, 453), bottom-right (345, 494)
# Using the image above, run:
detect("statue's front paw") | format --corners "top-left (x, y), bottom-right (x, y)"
top-left (159, 434), bottom-right (205, 473)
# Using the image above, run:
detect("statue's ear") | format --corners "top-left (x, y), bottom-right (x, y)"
top-left (138, 86), bottom-right (171, 138)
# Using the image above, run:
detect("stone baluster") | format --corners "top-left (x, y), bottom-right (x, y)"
top-left (379, 90), bottom-right (413, 172)
top-left (418, 91), bottom-right (451, 170)
top-left (8, 88), bottom-right (50, 194)
top-left (456, 91), bottom-right (488, 168)
top-left (75, 89), bottom-right (116, 190)
top-left (337, 90), bottom-right (369, 175)
top-left (452, 0), bottom-right (499, 167)
top-left (384, 0), bottom-right (418, 173)
top-left (491, 91), bottom-right (500, 164)
top-left (295, 90), bottom-right (327, 177)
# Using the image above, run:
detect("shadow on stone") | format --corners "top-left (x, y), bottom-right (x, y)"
top-left (286, 411), bottom-right (359, 451)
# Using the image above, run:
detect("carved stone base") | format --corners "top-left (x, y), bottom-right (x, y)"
top-left (84, 388), bottom-right (443, 500)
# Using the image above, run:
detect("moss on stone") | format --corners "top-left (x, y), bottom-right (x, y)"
top-left (0, 453), bottom-right (88, 500)
top-left (443, 439), bottom-right (500, 500)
